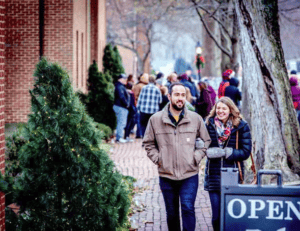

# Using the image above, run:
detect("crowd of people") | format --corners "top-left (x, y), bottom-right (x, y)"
top-left (112, 68), bottom-right (299, 231)
top-left (113, 69), bottom-right (244, 144)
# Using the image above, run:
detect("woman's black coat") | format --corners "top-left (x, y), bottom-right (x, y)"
top-left (204, 117), bottom-right (252, 191)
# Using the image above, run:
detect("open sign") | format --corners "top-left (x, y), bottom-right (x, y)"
top-left (221, 170), bottom-right (300, 231)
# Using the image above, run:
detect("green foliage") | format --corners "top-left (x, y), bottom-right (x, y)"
top-left (79, 61), bottom-right (116, 130)
top-left (103, 43), bottom-right (125, 82)
top-left (96, 123), bottom-right (113, 141)
top-left (3, 58), bottom-right (131, 230)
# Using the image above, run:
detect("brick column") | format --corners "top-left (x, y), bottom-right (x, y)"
top-left (0, 0), bottom-right (5, 229)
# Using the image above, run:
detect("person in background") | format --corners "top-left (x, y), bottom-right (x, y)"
top-left (124, 82), bottom-right (137, 142)
top-left (185, 87), bottom-right (195, 111)
top-left (203, 77), bottom-right (217, 105)
top-left (218, 69), bottom-right (234, 99)
top-left (159, 86), bottom-right (169, 110)
top-left (196, 81), bottom-right (213, 119)
top-left (137, 76), bottom-right (162, 137)
top-left (143, 82), bottom-right (211, 231)
top-left (224, 77), bottom-right (242, 108)
top-left (156, 72), bottom-right (164, 86)
top-left (126, 74), bottom-right (134, 86)
top-left (179, 73), bottom-right (197, 101)
top-left (133, 73), bottom-right (149, 138)
top-left (289, 70), bottom-right (300, 125)
top-left (204, 97), bottom-right (251, 231)
top-left (113, 74), bottom-right (130, 143)
top-left (188, 75), bottom-right (200, 101)
top-left (165, 73), bottom-right (178, 89)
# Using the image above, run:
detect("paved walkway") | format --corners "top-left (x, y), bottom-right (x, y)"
top-left (110, 139), bottom-right (213, 231)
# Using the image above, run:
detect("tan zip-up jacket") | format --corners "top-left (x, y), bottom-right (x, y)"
top-left (143, 105), bottom-right (211, 180)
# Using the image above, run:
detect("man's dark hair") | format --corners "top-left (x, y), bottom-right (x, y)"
top-left (169, 82), bottom-right (186, 95)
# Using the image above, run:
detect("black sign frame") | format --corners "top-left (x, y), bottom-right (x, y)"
top-left (220, 169), bottom-right (300, 231)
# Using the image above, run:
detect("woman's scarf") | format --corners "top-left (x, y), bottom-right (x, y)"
top-left (214, 117), bottom-right (233, 147)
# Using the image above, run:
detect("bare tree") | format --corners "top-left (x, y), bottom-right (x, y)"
top-left (190, 0), bottom-right (240, 74)
top-left (236, 0), bottom-right (300, 183)
top-left (106, 0), bottom-right (177, 74)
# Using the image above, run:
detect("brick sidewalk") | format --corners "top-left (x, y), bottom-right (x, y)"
top-left (110, 139), bottom-right (213, 231)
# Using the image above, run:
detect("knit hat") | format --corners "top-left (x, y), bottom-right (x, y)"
top-left (156, 72), bottom-right (164, 80)
top-left (291, 70), bottom-right (297, 75)
top-left (117, 74), bottom-right (127, 79)
top-left (181, 73), bottom-right (189, 80)
top-left (222, 69), bottom-right (235, 80)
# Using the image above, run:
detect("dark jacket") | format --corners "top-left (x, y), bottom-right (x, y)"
top-left (207, 85), bottom-right (216, 105)
top-left (159, 95), bottom-right (169, 111)
top-left (114, 81), bottom-right (130, 109)
top-left (180, 79), bottom-right (196, 97)
top-left (204, 117), bottom-right (252, 191)
top-left (224, 78), bottom-right (242, 106)
top-left (196, 89), bottom-right (213, 119)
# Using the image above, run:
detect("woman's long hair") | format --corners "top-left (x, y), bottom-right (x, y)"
top-left (205, 97), bottom-right (242, 127)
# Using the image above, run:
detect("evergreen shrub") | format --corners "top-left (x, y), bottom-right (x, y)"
top-left (96, 123), bottom-right (113, 141)
top-left (78, 61), bottom-right (116, 130)
top-left (103, 43), bottom-right (125, 83)
top-left (1, 58), bottom-right (131, 230)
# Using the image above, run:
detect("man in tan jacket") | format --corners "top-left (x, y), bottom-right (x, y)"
top-left (143, 82), bottom-right (211, 231)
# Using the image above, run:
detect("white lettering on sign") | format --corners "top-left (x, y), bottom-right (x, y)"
top-left (284, 201), bottom-right (300, 220)
top-left (266, 200), bottom-right (283, 220)
top-left (227, 199), bottom-right (247, 218)
top-left (227, 199), bottom-right (300, 220)
top-left (248, 199), bottom-right (265, 219)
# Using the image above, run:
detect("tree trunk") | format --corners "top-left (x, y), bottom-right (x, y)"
top-left (201, 1), bottom-right (221, 77)
top-left (236, 0), bottom-right (300, 183)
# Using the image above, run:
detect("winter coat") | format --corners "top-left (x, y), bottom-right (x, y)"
top-left (207, 85), bottom-right (216, 105)
top-left (218, 80), bottom-right (230, 99)
top-left (290, 76), bottom-right (300, 110)
top-left (224, 78), bottom-right (242, 106)
top-left (196, 89), bottom-right (213, 119)
top-left (143, 104), bottom-right (211, 180)
top-left (204, 117), bottom-right (252, 191)
top-left (180, 79), bottom-right (197, 97)
top-left (132, 82), bottom-right (147, 106)
top-left (114, 81), bottom-right (130, 109)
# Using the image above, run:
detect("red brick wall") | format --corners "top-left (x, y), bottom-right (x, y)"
top-left (5, 0), bottom-right (39, 123)
top-left (0, 0), bottom-right (5, 229)
top-left (44, 0), bottom-right (73, 80)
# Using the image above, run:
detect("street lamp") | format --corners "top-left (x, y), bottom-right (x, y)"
top-left (195, 42), bottom-right (205, 81)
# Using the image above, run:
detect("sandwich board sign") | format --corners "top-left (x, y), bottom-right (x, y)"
top-left (220, 169), bottom-right (300, 231)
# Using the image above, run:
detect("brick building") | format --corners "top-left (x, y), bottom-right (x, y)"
top-left (1, 0), bottom-right (107, 228)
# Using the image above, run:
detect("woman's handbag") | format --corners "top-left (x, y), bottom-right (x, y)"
top-left (236, 131), bottom-right (257, 184)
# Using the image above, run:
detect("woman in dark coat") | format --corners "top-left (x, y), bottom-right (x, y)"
top-left (196, 81), bottom-right (213, 119)
top-left (204, 97), bottom-right (252, 231)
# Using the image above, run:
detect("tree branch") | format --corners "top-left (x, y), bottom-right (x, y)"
top-left (190, 0), bottom-right (232, 58)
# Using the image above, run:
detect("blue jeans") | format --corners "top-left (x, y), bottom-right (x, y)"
top-left (209, 191), bottom-right (221, 231)
top-left (159, 174), bottom-right (199, 231)
top-left (113, 105), bottom-right (128, 140)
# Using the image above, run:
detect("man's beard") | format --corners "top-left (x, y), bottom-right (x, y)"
top-left (171, 99), bottom-right (185, 111)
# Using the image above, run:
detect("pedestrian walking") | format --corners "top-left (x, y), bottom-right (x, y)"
top-left (224, 77), bottom-right (242, 108)
top-left (203, 78), bottom-right (216, 105)
top-left (133, 73), bottom-right (149, 138)
top-left (124, 82), bottom-right (137, 142)
top-left (204, 97), bottom-right (252, 231)
top-left (218, 69), bottom-right (234, 99)
top-left (137, 76), bottom-right (162, 137)
top-left (159, 86), bottom-right (169, 110)
top-left (196, 81), bottom-right (213, 119)
top-left (113, 74), bottom-right (130, 143)
top-left (143, 82), bottom-right (211, 231)
top-left (165, 72), bottom-right (178, 89)
top-left (179, 74), bottom-right (197, 99)
top-left (289, 71), bottom-right (300, 125)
